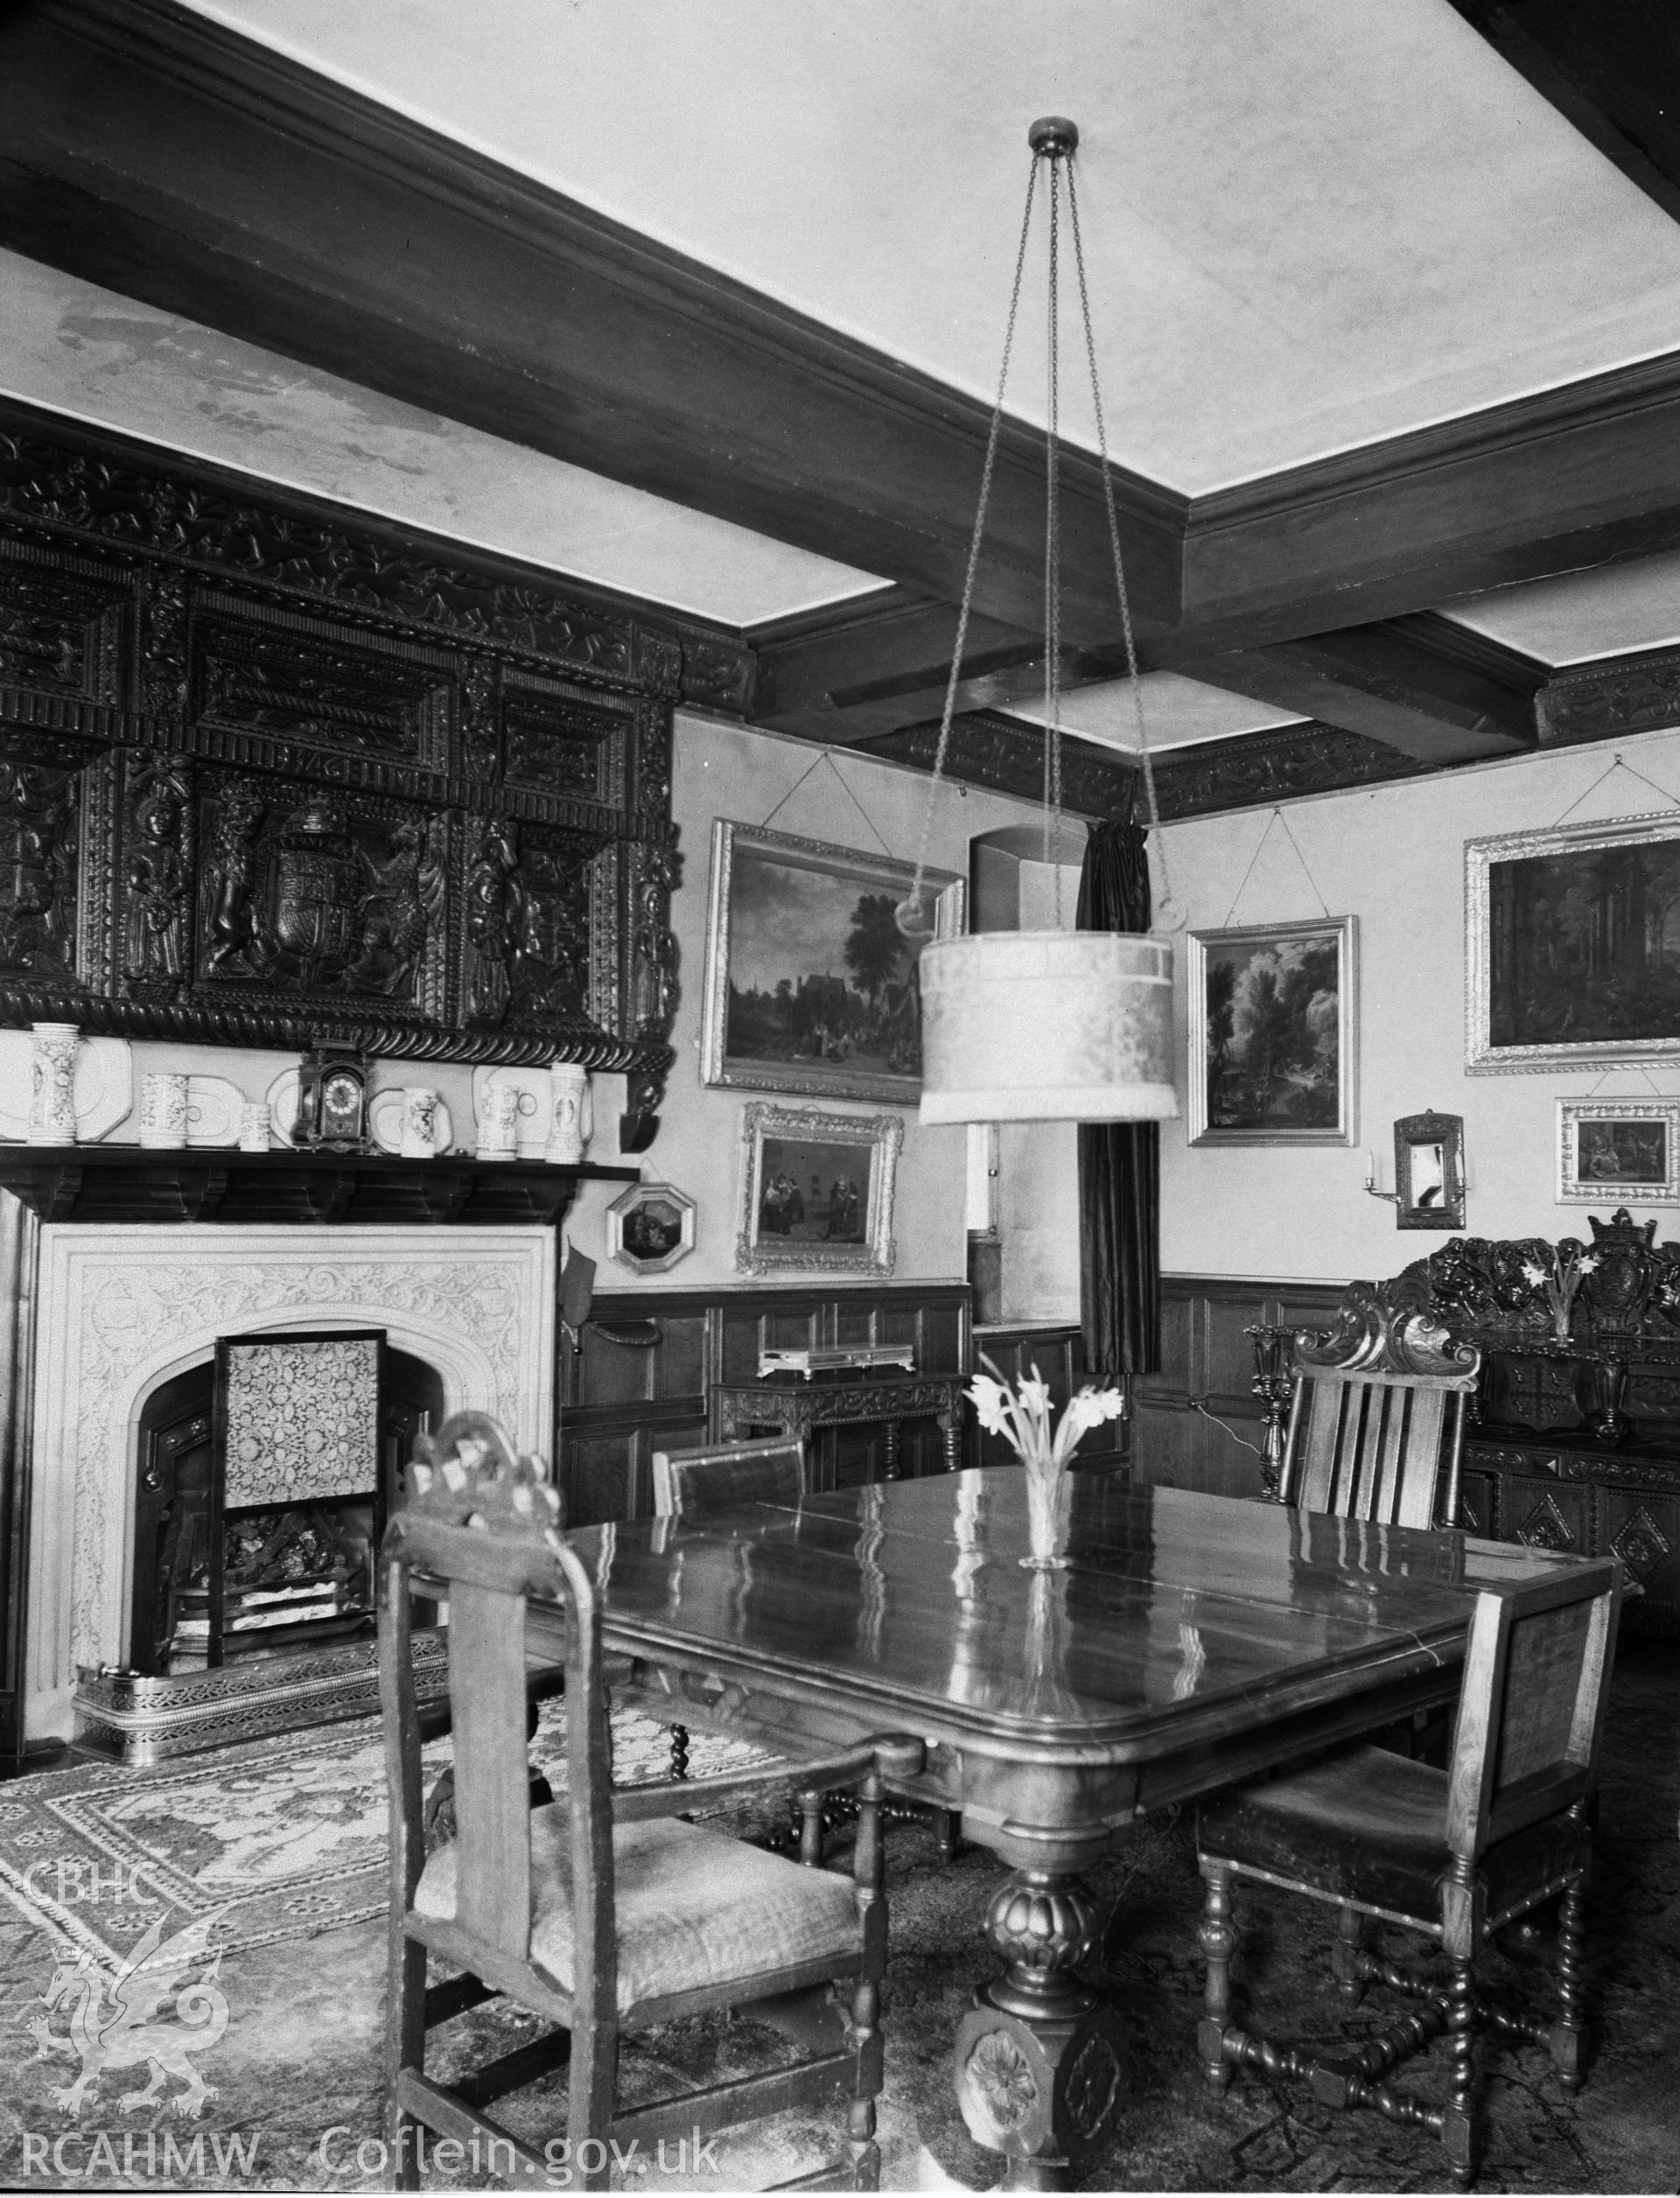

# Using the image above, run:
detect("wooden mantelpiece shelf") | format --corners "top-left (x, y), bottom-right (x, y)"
top-left (0, 1146), bottom-right (636, 1227)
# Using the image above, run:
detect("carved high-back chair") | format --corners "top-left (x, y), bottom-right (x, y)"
top-left (381, 1412), bottom-right (920, 2193)
top-left (1280, 1279), bottom-right (1482, 1530)
top-left (1194, 1553), bottom-right (1621, 2189)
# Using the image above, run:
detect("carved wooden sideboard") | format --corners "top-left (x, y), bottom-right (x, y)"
top-left (0, 401), bottom-right (753, 1140)
top-left (1387, 1208), bottom-right (1680, 1634)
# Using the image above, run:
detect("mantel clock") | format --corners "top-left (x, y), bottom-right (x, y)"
top-left (292, 1043), bottom-right (370, 1152)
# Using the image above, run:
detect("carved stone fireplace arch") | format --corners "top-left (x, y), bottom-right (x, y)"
top-left (26, 1223), bottom-right (555, 1740)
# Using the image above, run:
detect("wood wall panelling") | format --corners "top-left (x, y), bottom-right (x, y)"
top-left (0, 404), bottom-right (731, 1114)
top-left (558, 1283), bottom-right (970, 1525)
top-left (1130, 1276), bottom-right (1345, 1500)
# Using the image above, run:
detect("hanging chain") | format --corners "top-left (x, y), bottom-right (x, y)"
top-left (1044, 154), bottom-right (1065, 922)
top-left (899, 160), bottom-right (1040, 935)
top-left (1066, 160), bottom-right (1171, 914)
top-left (902, 125), bottom-right (1154, 934)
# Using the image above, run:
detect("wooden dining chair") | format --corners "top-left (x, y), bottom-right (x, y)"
top-left (1280, 1278), bottom-right (1483, 1530)
top-left (381, 1411), bottom-right (921, 2194)
top-left (1194, 1553), bottom-right (1622, 2190)
top-left (650, 1432), bottom-right (806, 1518)
top-left (650, 1436), bottom-right (806, 1777)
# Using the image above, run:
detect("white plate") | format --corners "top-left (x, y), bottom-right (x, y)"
top-left (185, 1074), bottom-right (242, 1148)
top-left (471, 1067), bottom-right (551, 1158)
top-left (368, 1089), bottom-right (453, 1156)
top-left (0, 1032), bottom-right (133, 1143)
top-left (265, 1067), bottom-right (302, 1145)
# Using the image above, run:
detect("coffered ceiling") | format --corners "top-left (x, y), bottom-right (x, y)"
top-left (4, 0), bottom-right (1680, 819)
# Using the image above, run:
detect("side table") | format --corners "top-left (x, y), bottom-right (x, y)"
top-left (709, 1371), bottom-right (967, 1478)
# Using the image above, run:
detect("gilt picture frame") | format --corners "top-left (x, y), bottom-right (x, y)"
top-left (1557, 1099), bottom-right (1680, 1205)
top-left (1186, 916), bottom-right (1357, 1145)
top-left (701, 822), bottom-right (964, 1107)
top-left (736, 1102), bottom-right (901, 1277)
top-left (1467, 813), bottom-right (1680, 1074)
top-left (605, 1180), bottom-right (697, 1272)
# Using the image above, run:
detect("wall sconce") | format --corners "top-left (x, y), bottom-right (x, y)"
top-left (1365, 1110), bottom-right (1466, 1230)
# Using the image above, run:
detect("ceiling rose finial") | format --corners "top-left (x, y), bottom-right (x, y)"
top-left (1027, 116), bottom-right (1079, 159)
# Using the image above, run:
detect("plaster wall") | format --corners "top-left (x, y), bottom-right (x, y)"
top-left (1155, 725), bottom-right (1680, 1284)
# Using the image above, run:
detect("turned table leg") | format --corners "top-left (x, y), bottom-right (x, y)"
top-left (954, 1867), bottom-right (1129, 2190)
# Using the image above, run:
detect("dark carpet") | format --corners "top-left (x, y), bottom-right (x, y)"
top-left (0, 1640), bottom-right (1674, 2193)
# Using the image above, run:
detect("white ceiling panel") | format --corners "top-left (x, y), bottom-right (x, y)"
top-left (0, 249), bottom-right (887, 627)
top-left (1003, 672), bottom-right (1306, 752)
top-left (1441, 550), bottom-right (1680, 667)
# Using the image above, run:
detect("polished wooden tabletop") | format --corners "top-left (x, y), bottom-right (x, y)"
top-left (559, 1470), bottom-right (1592, 1864)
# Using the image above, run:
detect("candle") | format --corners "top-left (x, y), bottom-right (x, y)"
top-left (1364, 1148), bottom-right (1376, 1188)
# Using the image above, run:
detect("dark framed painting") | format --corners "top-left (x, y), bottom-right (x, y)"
top-left (1558, 1099), bottom-right (1680, 1205)
top-left (700, 822), bottom-right (964, 1106)
top-left (1467, 814), bottom-right (1680, 1073)
top-left (605, 1180), bottom-right (696, 1272)
top-left (1186, 916), bottom-right (1357, 1145)
top-left (736, 1102), bottom-right (902, 1277)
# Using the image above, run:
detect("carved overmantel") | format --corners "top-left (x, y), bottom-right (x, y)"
top-left (0, 400), bottom-right (741, 1146)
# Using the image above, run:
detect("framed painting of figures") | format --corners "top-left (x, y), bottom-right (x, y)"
top-left (1467, 814), bottom-right (1680, 1073)
top-left (736, 1102), bottom-right (902, 1277)
top-left (1187, 916), bottom-right (1357, 1145)
top-left (1557, 1098), bottom-right (1680, 1205)
top-left (701, 822), bottom-right (964, 1105)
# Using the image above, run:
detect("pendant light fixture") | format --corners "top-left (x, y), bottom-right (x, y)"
top-left (902, 117), bottom-right (1180, 1127)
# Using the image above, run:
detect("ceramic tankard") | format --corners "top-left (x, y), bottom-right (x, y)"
top-left (544, 1063), bottom-right (593, 1165)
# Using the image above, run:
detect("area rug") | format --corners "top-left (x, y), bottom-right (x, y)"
top-left (0, 1704), bottom-right (766, 1968)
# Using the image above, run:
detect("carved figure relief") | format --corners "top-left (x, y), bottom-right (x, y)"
top-left (463, 816), bottom-right (521, 1022)
top-left (121, 756), bottom-right (192, 989)
top-left (0, 750), bottom-right (79, 979)
top-left (632, 841), bottom-right (680, 1040)
top-left (135, 570), bottom-right (189, 723)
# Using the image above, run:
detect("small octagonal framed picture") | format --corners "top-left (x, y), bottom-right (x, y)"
top-left (606, 1181), bottom-right (696, 1273)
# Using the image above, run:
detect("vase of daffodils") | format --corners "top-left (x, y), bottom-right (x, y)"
top-left (966, 1354), bottom-right (1127, 1569)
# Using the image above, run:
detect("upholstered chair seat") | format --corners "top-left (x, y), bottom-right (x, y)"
top-left (415, 1805), bottom-right (864, 2017)
top-left (1199, 1741), bottom-right (1594, 1936)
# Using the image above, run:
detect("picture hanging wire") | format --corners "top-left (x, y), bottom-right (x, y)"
top-left (1549, 750), bottom-right (1680, 829)
top-left (1219, 806), bottom-right (1334, 929)
top-left (758, 746), bottom-right (897, 858)
top-left (896, 119), bottom-right (1173, 942)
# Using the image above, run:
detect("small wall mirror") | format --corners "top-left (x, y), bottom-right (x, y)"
top-left (1394, 1109), bottom-right (1465, 1230)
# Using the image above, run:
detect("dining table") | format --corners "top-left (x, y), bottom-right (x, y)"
top-left (546, 1466), bottom-right (1605, 2190)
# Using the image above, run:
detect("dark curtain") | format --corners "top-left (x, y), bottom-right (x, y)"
top-left (1077, 820), bottom-right (1160, 1376)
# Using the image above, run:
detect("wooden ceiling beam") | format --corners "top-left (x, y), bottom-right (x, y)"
top-left (1179, 613), bottom-right (1548, 766)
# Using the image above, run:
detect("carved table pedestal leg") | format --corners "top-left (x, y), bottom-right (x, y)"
top-left (954, 1867), bottom-right (1129, 2190)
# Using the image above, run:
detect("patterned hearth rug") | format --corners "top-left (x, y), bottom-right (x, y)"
top-left (0, 1704), bottom-right (764, 1968)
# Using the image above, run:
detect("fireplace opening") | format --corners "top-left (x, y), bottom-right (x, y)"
top-left (130, 1334), bottom-right (444, 1677)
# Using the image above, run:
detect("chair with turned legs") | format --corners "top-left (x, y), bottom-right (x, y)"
top-left (382, 1412), bottom-right (921, 2193)
top-left (1194, 1554), bottom-right (1622, 2189)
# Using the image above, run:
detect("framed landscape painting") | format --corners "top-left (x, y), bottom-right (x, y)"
top-left (701, 822), bottom-right (964, 1106)
top-left (1187, 917), bottom-right (1357, 1145)
top-left (1557, 1098), bottom-right (1680, 1205)
top-left (736, 1102), bottom-right (901, 1277)
top-left (1467, 814), bottom-right (1680, 1073)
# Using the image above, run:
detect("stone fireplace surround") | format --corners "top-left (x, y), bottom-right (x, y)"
top-left (25, 1222), bottom-right (555, 1741)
